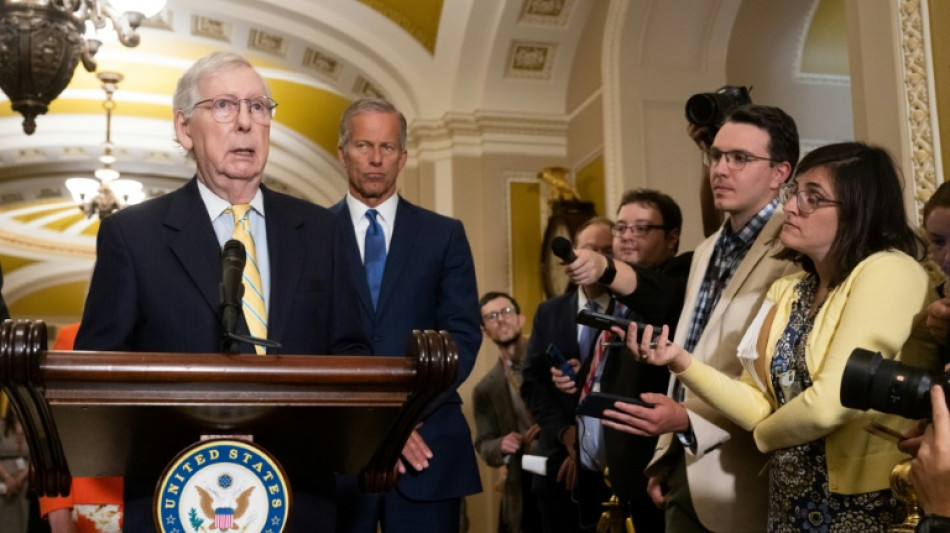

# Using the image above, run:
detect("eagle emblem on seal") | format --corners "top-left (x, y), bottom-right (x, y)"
top-left (194, 475), bottom-right (255, 531)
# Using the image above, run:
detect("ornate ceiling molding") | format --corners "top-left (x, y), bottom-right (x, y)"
top-left (519, 0), bottom-right (576, 26)
top-left (899, 0), bottom-right (941, 219)
top-left (505, 41), bottom-right (558, 80)
top-left (411, 110), bottom-right (568, 157)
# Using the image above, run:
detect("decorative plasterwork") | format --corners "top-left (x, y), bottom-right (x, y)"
top-left (519, 0), bottom-right (576, 26)
top-left (248, 28), bottom-right (289, 58)
top-left (899, 0), bottom-right (940, 219)
top-left (191, 15), bottom-right (232, 42)
top-left (302, 48), bottom-right (343, 80)
top-left (104, 4), bottom-right (397, 101)
top-left (353, 76), bottom-right (386, 99)
top-left (141, 8), bottom-right (174, 31)
top-left (11, 148), bottom-right (46, 165)
top-left (505, 41), bottom-right (558, 80)
top-left (412, 111), bottom-right (568, 147)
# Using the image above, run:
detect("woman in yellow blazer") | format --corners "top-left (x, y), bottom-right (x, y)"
top-left (628, 142), bottom-right (933, 532)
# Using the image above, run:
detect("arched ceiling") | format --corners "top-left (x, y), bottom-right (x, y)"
top-left (0, 0), bottom-right (590, 320)
top-left (0, 0), bottom-right (854, 322)
top-left (0, 0), bottom-right (591, 200)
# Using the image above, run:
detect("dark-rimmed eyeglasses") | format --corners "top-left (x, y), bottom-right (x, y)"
top-left (703, 148), bottom-right (776, 171)
top-left (192, 95), bottom-right (278, 124)
top-left (778, 182), bottom-right (841, 214)
top-left (611, 224), bottom-right (666, 237)
top-left (483, 306), bottom-right (516, 323)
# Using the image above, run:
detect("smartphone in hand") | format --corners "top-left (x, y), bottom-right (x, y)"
top-left (577, 391), bottom-right (655, 419)
top-left (545, 343), bottom-right (576, 380)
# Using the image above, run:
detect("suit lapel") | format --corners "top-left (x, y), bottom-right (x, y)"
top-left (264, 188), bottom-right (306, 343)
top-left (331, 200), bottom-right (375, 317)
top-left (166, 179), bottom-right (222, 315)
top-left (375, 197), bottom-right (418, 316)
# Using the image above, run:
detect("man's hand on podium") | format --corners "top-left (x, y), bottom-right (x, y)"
top-left (397, 426), bottom-right (433, 474)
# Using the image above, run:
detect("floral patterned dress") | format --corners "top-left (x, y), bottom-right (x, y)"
top-left (766, 275), bottom-right (904, 532)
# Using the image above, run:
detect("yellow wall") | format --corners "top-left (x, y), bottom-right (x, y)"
top-left (510, 182), bottom-right (543, 334)
top-left (8, 280), bottom-right (88, 319)
top-left (802, 0), bottom-right (849, 75)
top-left (931, 0), bottom-right (949, 184)
top-left (576, 156), bottom-right (606, 217)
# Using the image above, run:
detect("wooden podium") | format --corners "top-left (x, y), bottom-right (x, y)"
top-left (0, 319), bottom-right (458, 497)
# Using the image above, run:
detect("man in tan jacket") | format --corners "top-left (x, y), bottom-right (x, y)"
top-left (473, 292), bottom-right (540, 533)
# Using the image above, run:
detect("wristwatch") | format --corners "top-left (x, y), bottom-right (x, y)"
top-left (597, 255), bottom-right (617, 285)
top-left (918, 514), bottom-right (950, 533)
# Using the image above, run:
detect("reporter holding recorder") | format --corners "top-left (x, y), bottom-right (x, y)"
top-left (626, 142), bottom-right (934, 531)
top-left (551, 190), bottom-right (688, 531)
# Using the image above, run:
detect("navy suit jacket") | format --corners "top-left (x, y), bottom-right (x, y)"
top-left (331, 196), bottom-right (482, 500)
top-left (76, 178), bottom-right (370, 357)
top-left (521, 290), bottom-right (581, 467)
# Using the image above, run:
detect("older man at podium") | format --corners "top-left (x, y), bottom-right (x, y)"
top-left (70, 52), bottom-right (369, 532)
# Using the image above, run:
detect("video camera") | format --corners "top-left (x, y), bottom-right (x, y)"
top-left (840, 348), bottom-right (948, 420)
top-left (685, 85), bottom-right (752, 147)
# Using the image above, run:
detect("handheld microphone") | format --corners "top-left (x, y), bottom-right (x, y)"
top-left (551, 236), bottom-right (577, 263)
top-left (220, 239), bottom-right (246, 341)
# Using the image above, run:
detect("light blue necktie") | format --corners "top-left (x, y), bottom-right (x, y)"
top-left (364, 209), bottom-right (386, 309)
top-left (577, 300), bottom-right (598, 362)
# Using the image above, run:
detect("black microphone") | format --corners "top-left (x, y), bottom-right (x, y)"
top-left (220, 239), bottom-right (246, 343)
top-left (551, 236), bottom-right (577, 263)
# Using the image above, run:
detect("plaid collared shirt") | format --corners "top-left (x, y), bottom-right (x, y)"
top-left (683, 199), bottom-right (779, 352)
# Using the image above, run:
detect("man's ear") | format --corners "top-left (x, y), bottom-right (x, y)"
top-left (174, 111), bottom-right (194, 152)
top-left (516, 314), bottom-right (526, 330)
top-left (770, 161), bottom-right (793, 190)
top-left (666, 228), bottom-right (681, 256)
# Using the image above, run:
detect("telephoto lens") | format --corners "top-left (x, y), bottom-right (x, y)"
top-left (684, 85), bottom-right (751, 129)
top-left (840, 348), bottom-right (942, 420)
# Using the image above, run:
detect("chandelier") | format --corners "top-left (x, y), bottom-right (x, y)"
top-left (0, 0), bottom-right (166, 135)
top-left (65, 71), bottom-right (144, 219)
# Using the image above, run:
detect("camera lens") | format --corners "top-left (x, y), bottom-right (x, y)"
top-left (685, 94), bottom-right (721, 128)
top-left (840, 348), bottom-right (934, 419)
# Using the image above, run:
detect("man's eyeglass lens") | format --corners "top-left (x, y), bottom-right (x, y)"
top-left (612, 224), bottom-right (664, 237)
top-left (196, 96), bottom-right (277, 124)
top-left (484, 307), bottom-right (515, 322)
top-left (703, 149), bottom-right (771, 170)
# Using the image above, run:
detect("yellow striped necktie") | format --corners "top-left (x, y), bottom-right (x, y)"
top-left (229, 204), bottom-right (268, 355)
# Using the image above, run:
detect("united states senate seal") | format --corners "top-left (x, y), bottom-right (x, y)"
top-left (154, 439), bottom-right (291, 533)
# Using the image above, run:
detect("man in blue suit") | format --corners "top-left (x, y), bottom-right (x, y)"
top-left (521, 218), bottom-right (614, 533)
top-left (73, 52), bottom-right (370, 532)
top-left (331, 98), bottom-right (482, 532)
